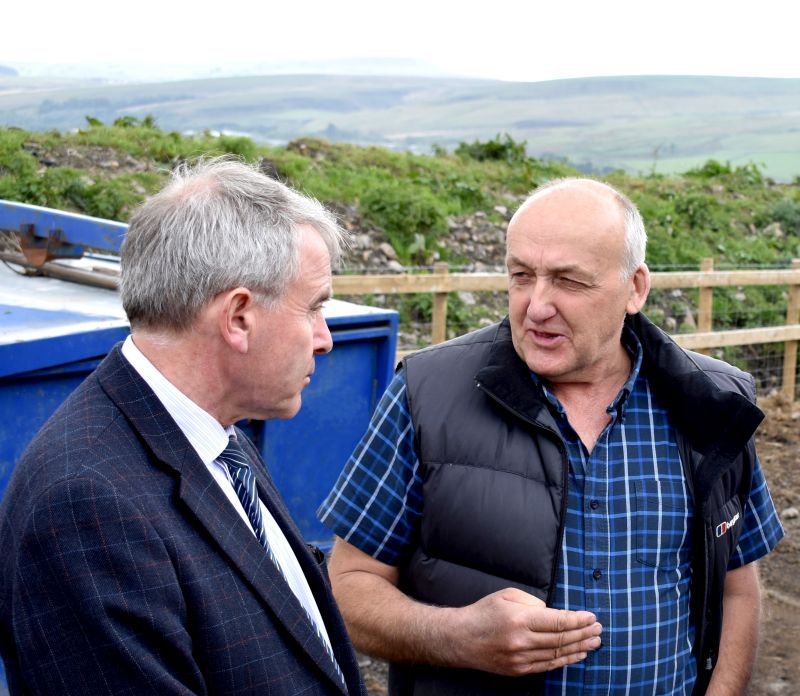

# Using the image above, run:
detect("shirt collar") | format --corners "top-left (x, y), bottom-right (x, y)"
top-left (121, 335), bottom-right (234, 463)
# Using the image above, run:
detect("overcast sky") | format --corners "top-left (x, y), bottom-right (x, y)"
top-left (3, 0), bottom-right (798, 82)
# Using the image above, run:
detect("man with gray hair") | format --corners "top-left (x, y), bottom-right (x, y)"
top-left (318, 178), bottom-right (784, 695)
top-left (0, 158), bottom-right (365, 695)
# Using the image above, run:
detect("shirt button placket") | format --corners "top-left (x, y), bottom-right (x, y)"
top-left (585, 432), bottom-right (612, 691)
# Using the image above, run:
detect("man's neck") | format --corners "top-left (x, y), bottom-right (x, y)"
top-left (131, 332), bottom-right (229, 425)
top-left (546, 347), bottom-right (633, 453)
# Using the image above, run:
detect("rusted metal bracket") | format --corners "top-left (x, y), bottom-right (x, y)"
top-left (17, 223), bottom-right (85, 267)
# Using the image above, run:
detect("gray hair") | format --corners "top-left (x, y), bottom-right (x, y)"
top-left (514, 177), bottom-right (647, 279)
top-left (120, 157), bottom-right (347, 331)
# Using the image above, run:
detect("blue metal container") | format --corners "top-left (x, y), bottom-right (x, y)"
top-left (0, 262), bottom-right (398, 540)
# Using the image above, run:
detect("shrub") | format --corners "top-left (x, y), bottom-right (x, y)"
top-left (455, 134), bottom-right (527, 164)
top-left (360, 182), bottom-right (447, 263)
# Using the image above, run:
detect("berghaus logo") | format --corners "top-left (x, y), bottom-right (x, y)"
top-left (715, 512), bottom-right (740, 538)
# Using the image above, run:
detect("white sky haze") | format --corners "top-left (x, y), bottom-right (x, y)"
top-left (2, 0), bottom-right (798, 82)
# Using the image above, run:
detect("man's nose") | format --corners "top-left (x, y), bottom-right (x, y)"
top-left (526, 280), bottom-right (557, 322)
top-left (314, 312), bottom-right (334, 355)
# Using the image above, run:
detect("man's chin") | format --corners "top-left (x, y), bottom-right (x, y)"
top-left (523, 354), bottom-right (571, 382)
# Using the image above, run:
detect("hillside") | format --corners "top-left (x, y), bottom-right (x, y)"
top-left (1, 74), bottom-right (799, 180)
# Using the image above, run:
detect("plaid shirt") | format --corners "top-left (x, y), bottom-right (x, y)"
top-left (318, 332), bottom-right (784, 695)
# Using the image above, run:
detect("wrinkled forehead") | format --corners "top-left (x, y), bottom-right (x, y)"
top-left (506, 185), bottom-right (626, 268)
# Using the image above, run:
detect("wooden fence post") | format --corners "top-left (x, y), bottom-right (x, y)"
top-left (697, 257), bottom-right (714, 356)
top-left (431, 262), bottom-right (449, 344)
top-left (782, 258), bottom-right (800, 401)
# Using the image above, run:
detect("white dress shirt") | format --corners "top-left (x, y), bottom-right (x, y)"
top-left (121, 336), bottom-right (334, 653)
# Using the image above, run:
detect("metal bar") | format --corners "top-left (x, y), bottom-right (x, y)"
top-left (0, 251), bottom-right (120, 290)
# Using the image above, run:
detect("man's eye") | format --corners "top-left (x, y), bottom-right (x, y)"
top-left (560, 277), bottom-right (584, 288)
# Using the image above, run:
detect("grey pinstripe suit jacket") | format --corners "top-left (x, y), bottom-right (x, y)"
top-left (0, 345), bottom-right (365, 695)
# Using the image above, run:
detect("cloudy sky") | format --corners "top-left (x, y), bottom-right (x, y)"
top-left (3, 0), bottom-right (798, 82)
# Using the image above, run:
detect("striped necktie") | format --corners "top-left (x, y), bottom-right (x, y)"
top-left (217, 436), bottom-right (347, 692)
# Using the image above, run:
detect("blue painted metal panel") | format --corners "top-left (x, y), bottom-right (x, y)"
top-left (0, 317), bottom-right (130, 378)
top-left (0, 262), bottom-right (398, 548)
top-left (0, 199), bottom-right (127, 254)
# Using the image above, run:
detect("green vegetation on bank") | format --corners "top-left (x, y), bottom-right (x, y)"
top-left (2, 120), bottom-right (798, 268)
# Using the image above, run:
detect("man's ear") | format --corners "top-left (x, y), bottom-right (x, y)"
top-left (626, 264), bottom-right (651, 316)
top-left (218, 287), bottom-right (257, 354)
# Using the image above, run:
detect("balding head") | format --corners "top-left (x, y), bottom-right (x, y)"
top-left (511, 178), bottom-right (647, 279)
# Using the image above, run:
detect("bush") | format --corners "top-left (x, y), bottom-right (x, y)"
top-left (761, 198), bottom-right (800, 236)
top-left (360, 182), bottom-right (447, 263)
top-left (455, 134), bottom-right (527, 164)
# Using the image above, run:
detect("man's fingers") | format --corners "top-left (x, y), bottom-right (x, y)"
top-left (527, 606), bottom-right (599, 633)
top-left (521, 633), bottom-right (602, 662)
top-left (522, 617), bottom-right (603, 653)
top-left (504, 634), bottom-right (603, 676)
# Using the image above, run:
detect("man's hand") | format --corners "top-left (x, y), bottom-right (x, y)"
top-left (328, 538), bottom-right (601, 676)
top-left (448, 587), bottom-right (602, 676)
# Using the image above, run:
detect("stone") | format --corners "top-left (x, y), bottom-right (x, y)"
top-left (781, 506), bottom-right (799, 520)
top-left (379, 242), bottom-right (398, 260)
top-left (458, 292), bottom-right (476, 305)
top-left (764, 222), bottom-right (785, 239)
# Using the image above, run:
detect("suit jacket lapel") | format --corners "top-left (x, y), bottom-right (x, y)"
top-left (95, 346), bottom-right (349, 693)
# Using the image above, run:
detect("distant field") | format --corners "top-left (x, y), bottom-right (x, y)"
top-left (1, 73), bottom-right (798, 180)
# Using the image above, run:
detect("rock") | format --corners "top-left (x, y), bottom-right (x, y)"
top-left (681, 307), bottom-right (697, 331)
top-left (379, 242), bottom-right (397, 260)
top-left (764, 222), bottom-right (785, 239)
top-left (493, 205), bottom-right (508, 216)
top-left (386, 260), bottom-right (405, 273)
top-left (781, 506), bottom-right (799, 520)
top-left (458, 292), bottom-right (476, 305)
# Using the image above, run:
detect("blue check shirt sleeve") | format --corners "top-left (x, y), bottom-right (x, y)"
top-left (728, 453), bottom-right (784, 569)
top-left (317, 369), bottom-right (423, 565)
